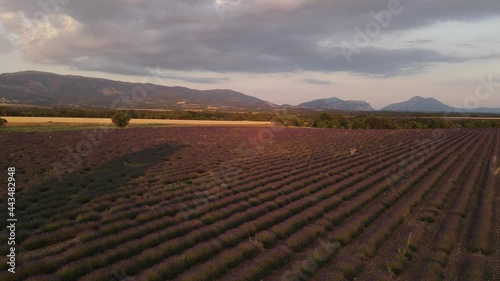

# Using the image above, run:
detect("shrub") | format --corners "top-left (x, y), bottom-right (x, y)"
top-left (365, 116), bottom-right (398, 129)
top-left (181, 240), bottom-right (223, 269)
top-left (419, 211), bottom-right (436, 223)
top-left (76, 211), bottom-right (101, 222)
top-left (57, 258), bottom-right (95, 281)
top-left (235, 245), bottom-right (292, 281)
top-left (468, 177), bottom-right (495, 255)
top-left (286, 225), bottom-right (325, 251)
top-left (419, 261), bottom-right (443, 281)
top-left (178, 241), bottom-right (258, 281)
top-left (22, 227), bottom-right (76, 251)
top-left (219, 223), bottom-right (256, 247)
top-left (255, 230), bottom-right (277, 248)
top-left (111, 112), bottom-right (131, 128)
top-left (274, 115), bottom-right (305, 127)
top-left (314, 120), bottom-right (328, 128)
top-left (460, 254), bottom-right (491, 281)
top-left (0, 118), bottom-right (7, 127)
top-left (271, 211), bottom-right (315, 239)
top-left (429, 251), bottom-right (448, 266)
top-left (335, 256), bottom-right (364, 279)
top-left (386, 259), bottom-right (404, 276)
top-left (436, 215), bottom-right (462, 254)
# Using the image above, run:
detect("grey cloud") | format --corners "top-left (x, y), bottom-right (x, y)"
top-left (302, 78), bottom-right (333, 85)
top-left (0, 37), bottom-right (13, 53)
top-left (163, 75), bottom-right (230, 84)
top-left (1, 0), bottom-right (500, 77)
top-left (405, 39), bottom-right (434, 45)
top-left (69, 57), bottom-right (230, 84)
top-left (338, 47), bottom-right (469, 77)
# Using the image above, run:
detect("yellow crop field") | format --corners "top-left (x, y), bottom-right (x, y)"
top-left (2, 116), bottom-right (273, 126)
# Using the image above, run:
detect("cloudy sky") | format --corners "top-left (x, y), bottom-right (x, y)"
top-left (0, 0), bottom-right (499, 109)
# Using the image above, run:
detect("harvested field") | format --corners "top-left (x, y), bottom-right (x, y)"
top-left (2, 116), bottom-right (273, 126)
top-left (0, 127), bottom-right (498, 281)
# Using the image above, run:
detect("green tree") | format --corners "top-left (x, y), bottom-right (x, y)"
top-left (405, 120), bottom-right (424, 129)
top-left (314, 120), bottom-right (328, 128)
top-left (365, 116), bottom-right (398, 129)
top-left (341, 120), bottom-right (353, 129)
top-left (350, 117), bottom-right (367, 129)
top-left (318, 112), bottom-right (334, 122)
top-left (426, 118), bottom-right (452, 129)
top-left (331, 114), bottom-right (348, 128)
top-left (112, 112), bottom-right (131, 128)
top-left (314, 112), bottom-right (334, 128)
top-left (289, 116), bottom-right (305, 127)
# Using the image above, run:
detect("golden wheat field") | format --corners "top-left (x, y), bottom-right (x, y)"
top-left (2, 117), bottom-right (273, 126)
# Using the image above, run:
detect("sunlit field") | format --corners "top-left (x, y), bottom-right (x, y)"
top-left (2, 116), bottom-right (273, 126)
top-left (1, 127), bottom-right (498, 281)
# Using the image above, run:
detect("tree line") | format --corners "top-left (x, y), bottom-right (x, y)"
top-left (2, 107), bottom-right (500, 129)
top-left (273, 112), bottom-right (500, 129)
top-left (0, 107), bottom-right (275, 121)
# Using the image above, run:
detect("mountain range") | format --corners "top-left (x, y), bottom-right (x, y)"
top-left (381, 96), bottom-right (453, 112)
top-left (298, 97), bottom-right (374, 111)
top-left (1, 71), bottom-right (499, 114)
top-left (381, 96), bottom-right (500, 114)
top-left (0, 71), bottom-right (276, 110)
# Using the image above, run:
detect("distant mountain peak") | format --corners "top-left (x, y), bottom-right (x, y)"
top-left (409, 95), bottom-right (425, 100)
top-left (298, 97), bottom-right (374, 111)
top-left (409, 96), bottom-right (439, 102)
top-left (382, 96), bottom-right (453, 112)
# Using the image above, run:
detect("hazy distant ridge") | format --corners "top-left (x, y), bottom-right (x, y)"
top-left (382, 96), bottom-right (500, 113)
top-left (1, 71), bottom-right (500, 113)
top-left (382, 96), bottom-right (453, 112)
top-left (298, 97), bottom-right (374, 111)
top-left (0, 71), bottom-right (275, 110)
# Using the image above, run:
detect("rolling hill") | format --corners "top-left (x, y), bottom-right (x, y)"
top-left (298, 97), bottom-right (374, 111)
top-left (381, 96), bottom-right (453, 112)
top-left (0, 71), bottom-right (276, 110)
top-left (2, 71), bottom-right (499, 114)
top-left (382, 96), bottom-right (500, 114)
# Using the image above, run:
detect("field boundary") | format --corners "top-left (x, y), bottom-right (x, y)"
top-left (2, 116), bottom-right (273, 126)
